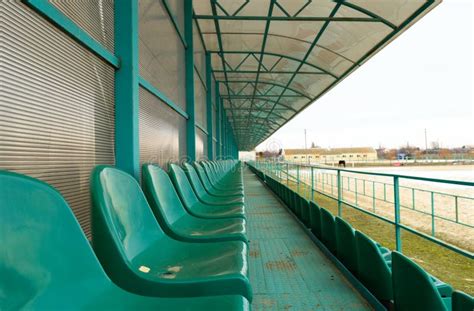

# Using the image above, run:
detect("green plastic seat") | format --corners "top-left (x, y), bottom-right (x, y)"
top-left (169, 164), bottom-right (246, 219)
top-left (300, 197), bottom-right (310, 227)
top-left (294, 193), bottom-right (302, 217)
top-left (392, 251), bottom-right (451, 311)
top-left (202, 161), bottom-right (243, 189)
top-left (205, 161), bottom-right (242, 187)
top-left (309, 202), bottom-right (322, 239)
top-left (173, 164), bottom-right (244, 207)
top-left (0, 170), bottom-right (249, 310)
top-left (142, 164), bottom-right (248, 244)
top-left (320, 208), bottom-right (337, 255)
top-left (335, 217), bottom-right (358, 275)
top-left (90, 166), bottom-right (252, 301)
top-left (194, 162), bottom-right (243, 197)
top-left (452, 291), bottom-right (474, 311)
top-left (183, 163), bottom-right (245, 205)
top-left (355, 231), bottom-right (393, 303)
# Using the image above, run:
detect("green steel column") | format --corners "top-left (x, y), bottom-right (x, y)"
top-left (215, 82), bottom-right (221, 159)
top-left (184, 0), bottom-right (196, 161)
top-left (205, 52), bottom-right (213, 160)
top-left (337, 170), bottom-right (342, 216)
top-left (114, 0), bottom-right (139, 179)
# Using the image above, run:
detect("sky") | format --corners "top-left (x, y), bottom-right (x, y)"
top-left (256, 0), bottom-right (473, 152)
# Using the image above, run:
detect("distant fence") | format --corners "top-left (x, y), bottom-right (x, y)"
top-left (249, 160), bottom-right (474, 259)
top-left (285, 157), bottom-right (474, 167)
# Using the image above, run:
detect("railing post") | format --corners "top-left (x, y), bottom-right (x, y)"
top-left (394, 176), bottom-right (402, 252)
top-left (455, 196), bottom-right (459, 223)
top-left (286, 163), bottom-right (289, 186)
top-left (412, 188), bottom-right (415, 210)
top-left (296, 164), bottom-right (300, 193)
top-left (311, 166), bottom-right (314, 201)
top-left (337, 170), bottom-right (342, 217)
top-left (355, 178), bottom-right (358, 206)
top-left (431, 192), bottom-right (435, 236)
top-left (372, 181), bottom-right (376, 212)
top-left (322, 172), bottom-right (325, 192)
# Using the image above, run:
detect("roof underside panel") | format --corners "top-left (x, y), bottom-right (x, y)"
top-left (194, 0), bottom-right (440, 150)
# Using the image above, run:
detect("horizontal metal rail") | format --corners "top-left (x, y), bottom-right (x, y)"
top-left (249, 160), bottom-right (474, 260)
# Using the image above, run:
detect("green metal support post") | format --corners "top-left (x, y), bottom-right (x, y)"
top-left (114, 0), bottom-right (139, 180)
top-left (296, 165), bottom-right (300, 193)
top-left (205, 52), bottom-right (213, 160)
top-left (337, 170), bottom-right (342, 216)
top-left (215, 83), bottom-right (221, 159)
top-left (184, 0), bottom-right (196, 161)
top-left (394, 176), bottom-right (402, 251)
top-left (431, 192), bottom-right (435, 236)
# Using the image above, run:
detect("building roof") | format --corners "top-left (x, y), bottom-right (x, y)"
top-left (284, 147), bottom-right (376, 155)
top-left (194, 0), bottom-right (440, 150)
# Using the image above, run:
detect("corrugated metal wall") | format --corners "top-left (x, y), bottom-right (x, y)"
top-left (196, 128), bottom-right (207, 160)
top-left (49, 0), bottom-right (115, 52)
top-left (139, 87), bottom-right (187, 169)
top-left (139, 0), bottom-right (186, 111)
top-left (0, 2), bottom-right (115, 237)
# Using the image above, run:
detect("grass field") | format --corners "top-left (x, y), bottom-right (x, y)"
top-left (286, 180), bottom-right (474, 296)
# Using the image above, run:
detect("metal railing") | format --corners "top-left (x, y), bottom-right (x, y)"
top-left (250, 160), bottom-right (474, 260)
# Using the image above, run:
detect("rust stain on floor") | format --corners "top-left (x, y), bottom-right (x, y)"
top-left (290, 249), bottom-right (309, 257)
top-left (249, 249), bottom-right (260, 258)
top-left (265, 260), bottom-right (296, 271)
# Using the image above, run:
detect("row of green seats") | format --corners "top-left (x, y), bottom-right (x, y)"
top-left (248, 164), bottom-right (473, 311)
top-left (1, 160), bottom-right (251, 310)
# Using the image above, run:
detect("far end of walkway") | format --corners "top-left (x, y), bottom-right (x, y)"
top-left (244, 169), bottom-right (372, 310)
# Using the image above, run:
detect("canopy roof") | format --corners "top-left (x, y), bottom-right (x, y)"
top-left (194, 0), bottom-right (440, 150)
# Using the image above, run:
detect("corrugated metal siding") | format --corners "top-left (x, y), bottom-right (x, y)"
top-left (139, 87), bottom-right (187, 169)
top-left (139, 0), bottom-right (186, 110)
top-left (193, 19), bottom-right (206, 86)
top-left (49, 0), bottom-right (115, 52)
top-left (0, 2), bottom-right (115, 237)
top-left (194, 69), bottom-right (207, 129)
top-left (195, 128), bottom-right (207, 160)
top-left (212, 140), bottom-right (217, 160)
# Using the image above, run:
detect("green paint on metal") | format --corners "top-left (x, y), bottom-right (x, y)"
top-left (139, 77), bottom-right (189, 119)
top-left (208, 50), bottom-right (338, 78)
top-left (162, 0), bottom-right (187, 48)
top-left (431, 192), bottom-right (435, 237)
top-left (185, 0), bottom-right (196, 161)
top-left (216, 84), bottom-right (221, 158)
top-left (393, 176), bottom-right (402, 252)
top-left (114, 0), bottom-right (139, 179)
top-left (337, 170), bottom-right (342, 217)
top-left (195, 15), bottom-right (383, 23)
top-left (24, 0), bottom-right (119, 68)
top-left (253, 160), bottom-right (474, 260)
top-left (195, 124), bottom-right (208, 136)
